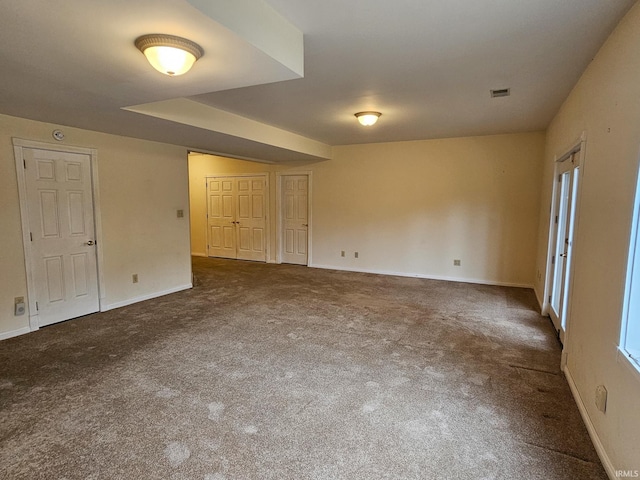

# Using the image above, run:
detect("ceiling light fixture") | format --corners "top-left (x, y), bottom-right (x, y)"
top-left (355, 111), bottom-right (381, 126)
top-left (135, 34), bottom-right (204, 76)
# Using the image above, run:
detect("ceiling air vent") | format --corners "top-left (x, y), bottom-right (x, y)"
top-left (490, 88), bottom-right (511, 98)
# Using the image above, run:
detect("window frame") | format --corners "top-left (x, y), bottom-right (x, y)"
top-left (619, 163), bottom-right (640, 381)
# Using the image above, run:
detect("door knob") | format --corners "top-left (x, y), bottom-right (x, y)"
top-left (86, 240), bottom-right (95, 246)
top-left (302, 224), bottom-right (308, 227)
top-left (560, 252), bottom-right (567, 258)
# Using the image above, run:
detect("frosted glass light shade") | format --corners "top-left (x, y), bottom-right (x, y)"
top-left (143, 46), bottom-right (196, 76)
top-left (135, 34), bottom-right (204, 76)
top-left (355, 111), bottom-right (381, 126)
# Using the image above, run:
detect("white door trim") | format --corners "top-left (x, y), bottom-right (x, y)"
top-left (12, 138), bottom-right (104, 331)
top-left (204, 173), bottom-right (271, 263)
top-left (276, 172), bottom-right (313, 265)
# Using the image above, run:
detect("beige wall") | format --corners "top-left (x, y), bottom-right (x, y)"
top-left (0, 113), bottom-right (192, 338)
top-left (309, 134), bottom-right (544, 285)
top-left (190, 132), bottom-right (545, 287)
top-left (534, 2), bottom-right (640, 473)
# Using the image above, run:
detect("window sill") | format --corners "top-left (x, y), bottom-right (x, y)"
top-left (617, 347), bottom-right (640, 385)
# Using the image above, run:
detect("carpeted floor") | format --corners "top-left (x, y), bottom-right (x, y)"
top-left (0, 257), bottom-right (606, 479)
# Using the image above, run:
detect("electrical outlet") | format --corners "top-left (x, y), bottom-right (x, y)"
top-left (355, 252), bottom-right (359, 258)
top-left (177, 209), bottom-right (184, 218)
top-left (14, 297), bottom-right (25, 316)
top-left (453, 259), bottom-right (461, 266)
top-left (341, 251), bottom-right (345, 257)
top-left (595, 385), bottom-right (607, 413)
top-left (132, 274), bottom-right (139, 284)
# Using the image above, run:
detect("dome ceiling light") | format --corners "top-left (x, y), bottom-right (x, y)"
top-left (135, 34), bottom-right (204, 76)
top-left (355, 111), bottom-right (381, 126)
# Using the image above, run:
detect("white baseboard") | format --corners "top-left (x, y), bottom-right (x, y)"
top-left (1, 284), bottom-right (193, 340)
top-left (309, 264), bottom-right (533, 289)
top-left (0, 326), bottom-right (32, 341)
top-left (563, 366), bottom-right (616, 479)
top-left (191, 252), bottom-right (207, 257)
top-left (101, 284), bottom-right (192, 312)
top-left (534, 286), bottom-right (544, 311)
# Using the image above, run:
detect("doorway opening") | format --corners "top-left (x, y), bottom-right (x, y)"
top-left (187, 153), bottom-right (314, 267)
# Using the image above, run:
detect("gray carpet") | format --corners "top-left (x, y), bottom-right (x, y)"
top-left (0, 257), bottom-right (606, 479)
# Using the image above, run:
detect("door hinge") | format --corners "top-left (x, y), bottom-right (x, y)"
top-left (30, 232), bottom-right (33, 241)
top-left (36, 301), bottom-right (39, 311)
top-left (558, 174), bottom-right (562, 182)
top-left (548, 295), bottom-right (551, 303)
top-left (23, 159), bottom-right (26, 169)
top-left (555, 215), bottom-right (558, 224)
top-left (552, 255), bottom-right (555, 265)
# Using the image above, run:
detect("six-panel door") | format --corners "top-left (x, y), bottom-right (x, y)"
top-left (24, 148), bottom-right (99, 327)
top-left (281, 175), bottom-right (309, 265)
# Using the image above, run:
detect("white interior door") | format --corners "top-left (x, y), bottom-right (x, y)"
top-left (549, 151), bottom-right (580, 343)
top-left (24, 147), bottom-right (99, 327)
top-left (207, 178), bottom-right (237, 259)
top-left (235, 177), bottom-right (267, 262)
top-left (206, 176), bottom-right (267, 262)
top-left (281, 175), bottom-right (309, 265)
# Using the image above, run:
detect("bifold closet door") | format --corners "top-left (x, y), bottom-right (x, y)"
top-left (206, 176), bottom-right (266, 262)
top-left (207, 178), bottom-right (237, 259)
top-left (235, 177), bottom-right (266, 262)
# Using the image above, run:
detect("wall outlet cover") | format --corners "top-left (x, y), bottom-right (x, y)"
top-left (595, 385), bottom-right (607, 413)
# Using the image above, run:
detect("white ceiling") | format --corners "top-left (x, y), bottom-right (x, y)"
top-left (0, 0), bottom-right (636, 163)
